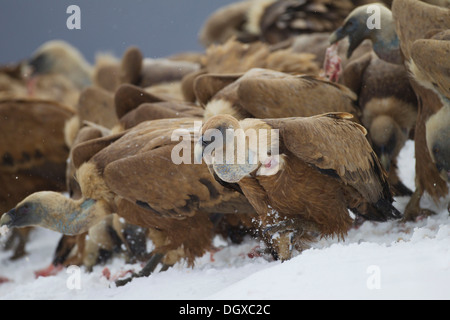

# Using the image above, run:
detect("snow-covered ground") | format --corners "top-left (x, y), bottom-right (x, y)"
top-left (0, 140), bottom-right (448, 300)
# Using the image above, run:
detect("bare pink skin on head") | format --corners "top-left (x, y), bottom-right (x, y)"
top-left (322, 43), bottom-right (342, 83)
top-left (26, 76), bottom-right (38, 97)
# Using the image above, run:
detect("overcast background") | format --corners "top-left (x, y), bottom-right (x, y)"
top-left (0, 0), bottom-right (237, 64)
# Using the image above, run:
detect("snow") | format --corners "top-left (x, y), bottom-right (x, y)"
top-left (0, 140), bottom-right (449, 300)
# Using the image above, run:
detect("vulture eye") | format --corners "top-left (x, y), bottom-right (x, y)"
top-left (21, 203), bottom-right (30, 214)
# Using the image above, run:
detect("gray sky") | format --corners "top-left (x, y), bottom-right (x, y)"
top-left (0, 0), bottom-right (237, 64)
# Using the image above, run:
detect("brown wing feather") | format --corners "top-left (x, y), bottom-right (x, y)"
top-left (392, 0), bottom-right (450, 61)
top-left (0, 99), bottom-right (74, 172)
top-left (0, 99), bottom-right (74, 212)
top-left (266, 113), bottom-right (389, 203)
top-left (194, 73), bottom-right (242, 107)
top-left (198, 1), bottom-right (254, 47)
top-left (411, 37), bottom-right (450, 100)
top-left (86, 118), bottom-right (252, 219)
top-left (78, 87), bottom-right (118, 129)
top-left (114, 84), bottom-right (165, 119)
top-left (341, 52), bottom-right (373, 95)
top-left (238, 74), bottom-right (359, 119)
top-left (119, 102), bottom-right (204, 130)
top-left (72, 132), bottom-right (126, 169)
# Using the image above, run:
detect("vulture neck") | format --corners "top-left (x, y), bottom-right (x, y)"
top-left (371, 18), bottom-right (402, 65)
top-left (70, 68), bottom-right (92, 90)
top-left (40, 197), bottom-right (108, 236)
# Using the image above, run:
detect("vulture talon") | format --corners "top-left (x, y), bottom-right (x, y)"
top-left (263, 220), bottom-right (294, 237)
top-left (114, 253), bottom-right (165, 287)
top-left (403, 189), bottom-right (438, 222)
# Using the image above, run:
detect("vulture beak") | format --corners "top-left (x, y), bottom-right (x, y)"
top-left (329, 27), bottom-right (345, 45)
top-left (194, 137), bottom-right (204, 164)
top-left (0, 209), bottom-right (15, 228)
top-left (27, 52), bottom-right (50, 76)
top-left (379, 153), bottom-right (391, 173)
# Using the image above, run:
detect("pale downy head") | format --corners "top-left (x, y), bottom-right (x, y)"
top-left (329, 3), bottom-right (401, 64)
top-left (0, 191), bottom-right (104, 236)
top-left (369, 115), bottom-right (406, 172)
top-left (195, 115), bottom-right (281, 183)
top-left (28, 40), bottom-right (92, 89)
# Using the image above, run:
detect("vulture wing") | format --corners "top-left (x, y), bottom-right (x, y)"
top-left (0, 99), bottom-right (74, 172)
top-left (411, 37), bottom-right (450, 100)
top-left (266, 113), bottom-right (391, 204)
top-left (86, 118), bottom-right (252, 219)
top-left (238, 74), bottom-right (358, 119)
top-left (392, 0), bottom-right (450, 62)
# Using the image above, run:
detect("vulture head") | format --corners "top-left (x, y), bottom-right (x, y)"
top-left (369, 115), bottom-right (406, 172)
top-left (329, 3), bottom-right (402, 64)
top-left (27, 40), bottom-right (92, 89)
top-left (0, 191), bottom-right (107, 236)
top-left (426, 106), bottom-right (450, 182)
top-left (195, 115), bottom-right (281, 183)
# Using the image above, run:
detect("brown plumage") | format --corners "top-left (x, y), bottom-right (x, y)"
top-left (140, 57), bottom-right (201, 89)
top-left (45, 214), bottom-right (148, 274)
top-left (197, 113), bottom-right (401, 260)
top-left (78, 87), bottom-right (118, 130)
top-left (63, 85), bottom-right (117, 149)
top-left (329, 0), bottom-right (449, 219)
top-left (391, 0), bottom-right (450, 219)
top-left (93, 46), bottom-right (143, 92)
top-left (202, 38), bottom-right (319, 75)
top-left (0, 61), bottom-right (80, 109)
top-left (341, 51), bottom-right (418, 196)
top-left (0, 99), bottom-right (74, 259)
top-left (247, 0), bottom-right (357, 44)
top-left (47, 123), bottom-right (147, 274)
top-left (196, 68), bottom-right (359, 121)
top-left (180, 38), bottom-right (321, 104)
top-left (1, 117), bottom-right (256, 282)
top-left (113, 83), bottom-right (203, 132)
top-left (199, 0), bottom-right (390, 46)
top-left (28, 40), bottom-right (93, 91)
top-left (117, 101), bottom-right (204, 131)
top-left (94, 46), bottom-right (200, 102)
top-left (199, 0), bottom-right (258, 47)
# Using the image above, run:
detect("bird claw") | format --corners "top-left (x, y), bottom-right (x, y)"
top-left (114, 253), bottom-right (165, 287)
top-left (263, 220), bottom-right (296, 237)
top-left (262, 220), bottom-right (299, 261)
top-left (262, 218), bottom-right (319, 261)
top-left (403, 195), bottom-right (437, 222)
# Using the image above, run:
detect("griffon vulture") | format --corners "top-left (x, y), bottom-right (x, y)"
top-left (27, 40), bottom-right (93, 90)
top-left (337, 51), bottom-right (418, 196)
top-left (199, 0), bottom-right (385, 46)
top-left (195, 68), bottom-right (360, 121)
top-left (0, 99), bottom-right (74, 259)
top-left (329, 0), bottom-right (450, 219)
top-left (1, 117), bottom-right (256, 285)
top-left (196, 113), bottom-right (402, 260)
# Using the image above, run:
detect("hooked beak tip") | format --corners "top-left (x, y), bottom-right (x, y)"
top-left (380, 154), bottom-right (391, 173)
top-left (0, 211), bottom-right (13, 228)
top-left (194, 138), bottom-right (204, 164)
top-left (329, 28), bottom-right (344, 45)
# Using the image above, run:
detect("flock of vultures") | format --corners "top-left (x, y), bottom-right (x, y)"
top-left (0, 0), bottom-right (448, 287)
